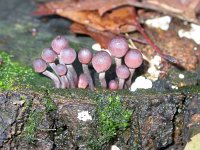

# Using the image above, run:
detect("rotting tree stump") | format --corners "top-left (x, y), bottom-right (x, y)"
top-left (0, 89), bottom-right (200, 150)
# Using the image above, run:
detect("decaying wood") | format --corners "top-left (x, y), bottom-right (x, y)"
top-left (1, 91), bottom-right (199, 149)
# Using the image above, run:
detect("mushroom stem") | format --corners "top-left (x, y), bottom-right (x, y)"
top-left (42, 70), bottom-right (60, 88)
top-left (60, 76), bottom-right (69, 89)
top-left (66, 70), bottom-right (75, 88)
top-left (67, 64), bottom-right (78, 87)
top-left (49, 63), bottom-right (57, 74)
top-left (82, 64), bottom-right (94, 91)
top-left (58, 58), bottom-right (75, 88)
top-left (126, 68), bottom-right (135, 87)
top-left (114, 57), bottom-right (122, 68)
top-left (99, 72), bottom-right (107, 88)
top-left (118, 78), bottom-right (125, 89)
top-left (49, 63), bottom-right (69, 88)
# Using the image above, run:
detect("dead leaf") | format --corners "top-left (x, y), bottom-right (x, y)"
top-left (34, 0), bottom-right (136, 15)
top-left (34, 0), bottom-right (200, 24)
top-left (184, 133), bottom-right (200, 150)
top-left (34, 2), bottom-right (137, 34)
top-left (132, 0), bottom-right (200, 24)
top-left (70, 23), bottom-right (116, 48)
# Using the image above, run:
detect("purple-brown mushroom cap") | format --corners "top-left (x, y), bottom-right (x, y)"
top-left (78, 48), bottom-right (92, 64)
top-left (78, 74), bottom-right (89, 89)
top-left (33, 58), bottom-right (47, 73)
top-left (41, 48), bottom-right (57, 63)
top-left (51, 35), bottom-right (69, 54)
top-left (108, 36), bottom-right (129, 58)
top-left (109, 80), bottom-right (118, 90)
top-left (92, 51), bottom-right (112, 73)
top-left (59, 48), bottom-right (76, 64)
top-left (124, 49), bottom-right (143, 69)
top-left (56, 64), bottom-right (67, 76)
top-left (116, 65), bottom-right (130, 79)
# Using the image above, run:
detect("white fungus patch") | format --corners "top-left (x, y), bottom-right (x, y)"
top-left (77, 110), bottom-right (92, 121)
top-left (111, 145), bottom-right (120, 150)
top-left (92, 43), bottom-right (102, 51)
top-left (145, 16), bottom-right (172, 31)
top-left (147, 55), bottom-right (162, 81)
top-left (171, 85), bottom-right (178, 89)
top-left (179, 74), bottom-right (185, 79)
top-left (178, 23), bottom-right (200, 44)
top-left (130, 76), bottom-right (153, 92)
top-left (150, 55), bottom-right (162, 66)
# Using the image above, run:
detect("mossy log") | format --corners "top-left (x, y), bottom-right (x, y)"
top-left (0, 89), bottom-right (199, 150)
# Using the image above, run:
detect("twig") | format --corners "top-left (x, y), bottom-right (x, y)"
top-left (132, 13), bottom-right (179, 64)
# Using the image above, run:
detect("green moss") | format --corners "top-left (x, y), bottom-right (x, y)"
top-left (168, 67), bottom-right (198, 87)
top-left (178, 86), bottom-right (200, 93)
top-left (97, 94), bottom-right (132, 134)
top-left (44, 91), bottom-right (57, 112)
top-left (21, 92), bottom-right (57, 144)
top-left (23, 110), bottom-right (44, 144)
top-left (0, 51), bottom-right (35, 91)
top-left (87, 93), bottom-right (132, 149)
top-left (0, 51), bottom-right (57, 92)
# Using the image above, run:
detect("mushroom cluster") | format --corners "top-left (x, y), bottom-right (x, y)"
top-left (33, 35), bottom-right (143, 91)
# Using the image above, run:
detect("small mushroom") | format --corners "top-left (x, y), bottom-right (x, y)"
top-left (92, 51), bottom-right (112, 88)
top-left (51, 35), bottom-right (69, 54)
top-left (124, 49), bottom-right (143, 87)
top-left (116, 65), bottom-right (130, 89)
top-left (56, 64), bottom-right (69, 89)
top-left (78, 48), bottom-right (94, 90)
top-left (41, 48), bottom-right (58, 75)
top-left (33, 58), bottom-right (60, 88)
top-left (108, 80), bottom-right (119, 90)
top-left (108, 36), bottom-right (129, 67)
top-left (59, 47), bottom-right (78, 88)
top-left (78, 73), bottom-right (89, 89)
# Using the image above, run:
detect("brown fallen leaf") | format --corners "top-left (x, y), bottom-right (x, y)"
top-left (132, 0), bottom-right (200, 24)
top-left (70, 23), bottom-right (116, 48)
top-left (35, 4), bottom-right (136, 34)
top-left (70, 23), bottom-right (148, 49)
top-left (35, 0), bottom-right (200, 24)
top-left (35, 0), bottom-right (137, 15)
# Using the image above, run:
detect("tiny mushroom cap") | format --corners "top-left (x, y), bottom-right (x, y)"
top-left (108, 36), bottom-right (129, 58)
top-left (92, 51), bottom-right (112, 73)
top-left (78, 48), bottom-right (93, 64)
top-left (51, 35), bottom-right (69, 54)
top-left (116, 65), bottom-right (130, 79)
top-left (56, 64), bottom-right (67, 76)
top-left (41, 48), bottom-right (57, 63)
top-left (59, 48), bottom-right (77, 64)
top-left (109, 80), bottom-right (119, 90)
top-left (33, 58), bottom-right (47, 73)
top-left (124, 49), bottom-right (143, 69)
top-left (78, 74), bottom-right (89, 89)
